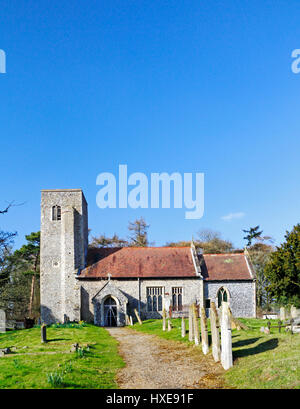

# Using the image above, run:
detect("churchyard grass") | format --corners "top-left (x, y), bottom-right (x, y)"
top-left (0, 323), bottom-right (125, 389)
top-left (131, 318), bottom-right (300, 389)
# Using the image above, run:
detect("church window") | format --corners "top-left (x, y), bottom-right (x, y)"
top-left (52, 205), bottom-right (61, 221)
top-left (146, 287), bottom-right (163, 312)
top-left (217, 287), bottom-right (228, 308)
top-left (172, 287), bottom-right (183, 311)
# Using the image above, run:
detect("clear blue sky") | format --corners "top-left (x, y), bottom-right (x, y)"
top-left (0, 0), bottom-right (299, 249)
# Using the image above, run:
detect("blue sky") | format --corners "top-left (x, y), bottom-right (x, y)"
top-left (0, 0), bottom-right (299, 249)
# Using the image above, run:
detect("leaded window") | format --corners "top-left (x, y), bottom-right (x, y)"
top-left (217, 287), bottom-right (228, 308)
top-left (146, 287), bottom-right (163, 312)
top-left (172, 287), bottom-right (183, 311)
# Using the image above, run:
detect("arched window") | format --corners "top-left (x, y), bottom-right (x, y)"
top-left (178, 293), bottom-right (182, 311)
top-left (172, 287), bottom-right (183, 311)
top-left (147, 295), bottom-right (152, 312)
top-left (217, 287), bottom-right (228, 308)
top-left (158, 295), bottom-right (162, 311)
top-left (172, 293), bottom-right (177, 310)
top-left (52, 205), bottom-right (61, 221)
top-left (146, 287), bottom-right (163, 312)
top-left (153, 295), bottom-right (157, 311)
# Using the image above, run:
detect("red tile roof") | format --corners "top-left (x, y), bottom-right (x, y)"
top-left (200, 254), bottom-right (253, 281)
top-left (78, 247), bottom-right (253, 281)
top-left (80, 247), bottom-right (196, 278)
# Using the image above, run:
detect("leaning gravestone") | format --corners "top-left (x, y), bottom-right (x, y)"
top-left (134, 309), bottom-right (142, 325)
top-left (0, 310), bottom-right (6, 333)
top-left (220, 302), bottom-right (233, 370)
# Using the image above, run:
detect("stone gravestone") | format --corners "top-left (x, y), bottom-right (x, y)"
top-left (181, 316), bottom-right (186, 338)
top-left (210, 302), bottom-right (221, 362)
top-left (164, 298), bottom-right (171, 316)
top-left (220, 302), bottom-right (233, 370)
top-left (280, 307), bottom-right (286, 321)
top-left (162, 308), bottom-right (167, 331)
top-left (129, 315), bottom-right (133, 326)
top-left (193, 304), bottom-right (200, 346)
top-left (188, 305), bottom-right (194, 342)
top-left (0, 310), bottom-right (6, 333)
top-left (134, 309), bottom-right (142, 325)
top-left (167, 319), bottom-right (172, 332)
top-left (291, 305), bottom-right (298, 319)
top-left (41, 324), bottom-right (47, 343)
top-left (200, 307), bottom-right (209, 355)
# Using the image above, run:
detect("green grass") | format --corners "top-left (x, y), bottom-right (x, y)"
top-left (0, 323), bottom-right (125, 389)
top-left (130, 317), bottom-right (300, 389)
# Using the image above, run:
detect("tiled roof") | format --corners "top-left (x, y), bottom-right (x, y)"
top-left (200, 254), bottom-right (253, 281)
top-left (78, 247), bottom-right (253, 281)
top-left (79, 247), bottom-right (196, 278)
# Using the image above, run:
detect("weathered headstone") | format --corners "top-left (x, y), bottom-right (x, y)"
top-left (291, 305), bottom-right (298, 319)
top-left (134, 308), bottom-right (142, 325)
top-left (280, 307), bottom-right (286, 321)
top-left (220, 302), bottom-right (233, 370)
top-left (193, 304), bottom-right (200, 345)
top-left (167, 319), bottom-right (172, 331)
top-left (125, 314), bottom-right (130, 325)
top-left (260, 326), bottom-right (270, 334)
top-left (181, 316), bottom-right (186, 338)
top-left (210, 302), bottom-right (221, 362)
top-left (188, 305), bottom-right (194, 342)
top-left (0, 310), bottom-right (6, 333)
top-left (200, 307), bottom-right (209, 355)
top-left (129, 315), bottom-right (133, 326)
top-left (41, 324), bottom-right (47, 343)
top-left (162, 308), bottom-right (167, 331)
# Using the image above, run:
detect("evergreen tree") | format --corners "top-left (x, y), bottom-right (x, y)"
top-left (242, 226), bottom-right (263, 247)
top-left (264, 224), bottom-right (300, 307)
top-left (8, 232), bottom-right (40, 317)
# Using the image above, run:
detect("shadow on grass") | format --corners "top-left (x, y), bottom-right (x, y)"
top-left (46, 338), bottom-right (71, 342)
top-left (232, 337), bottom-right (261, 348)
top-left (233, 338), bottom-right (278, 360)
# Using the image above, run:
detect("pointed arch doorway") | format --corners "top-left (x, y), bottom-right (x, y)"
top-left (92, 280), bottom-right (128, 326)
top-left (104, 296), bottom-right (117, 327)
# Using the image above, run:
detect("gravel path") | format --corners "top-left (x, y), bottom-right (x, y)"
top-left (107, 327), bottom-right (224, 389)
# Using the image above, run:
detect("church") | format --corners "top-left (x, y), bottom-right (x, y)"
top-left (40, 189), bottom-right (256, 326)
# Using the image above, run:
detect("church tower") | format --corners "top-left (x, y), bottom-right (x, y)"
top-left (40, 189), bottom-right (88, 324)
